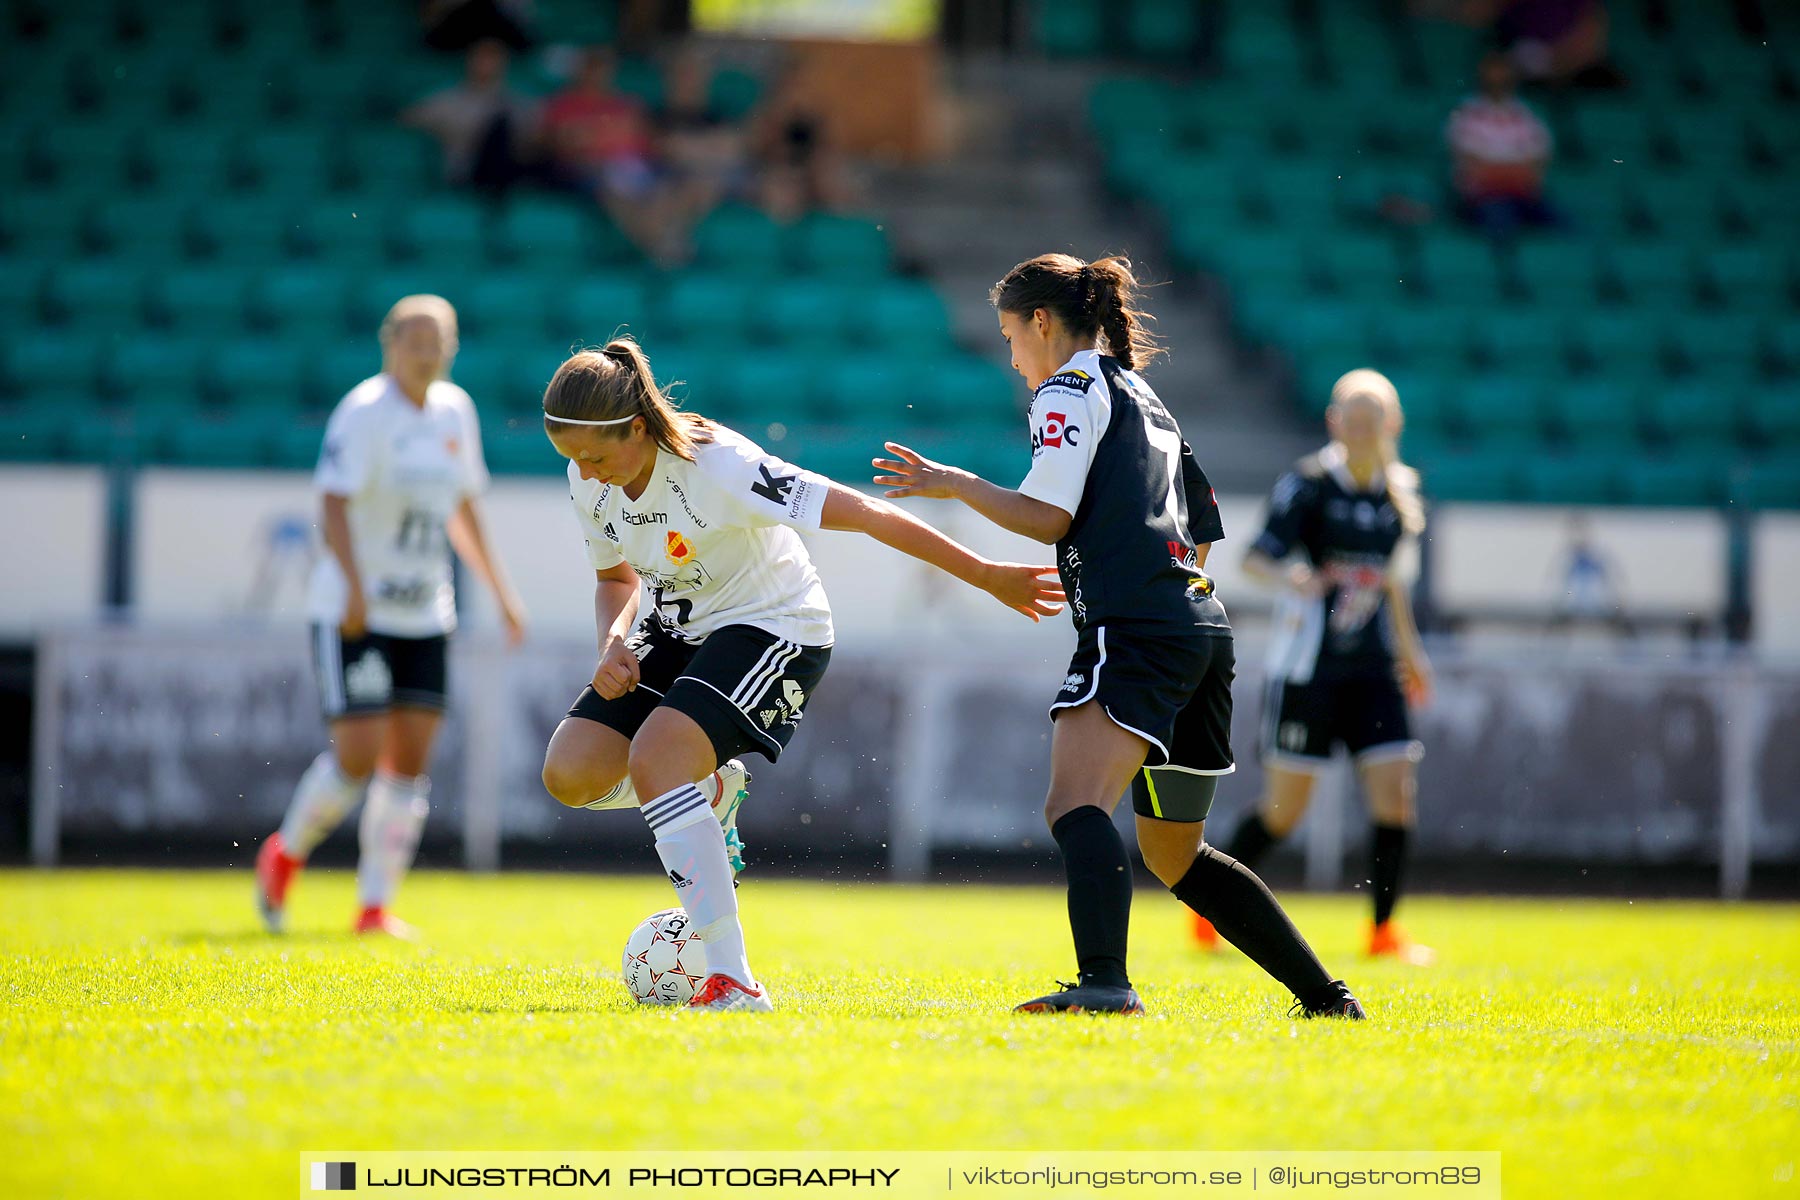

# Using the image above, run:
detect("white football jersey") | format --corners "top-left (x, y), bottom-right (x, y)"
top-left (567, 424), bottom-right (834, 647)
top-left (306, 374), bottom-right (489, 637)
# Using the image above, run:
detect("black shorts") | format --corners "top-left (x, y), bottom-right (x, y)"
top-left (1260, 670), bottom-right (1422, 771)
top-left (312, 623), bottom-right (448, 720)
top-left (1049, 623), bottom-right (1236, 776)
top-left (566, 618), bottom-right (832, 765)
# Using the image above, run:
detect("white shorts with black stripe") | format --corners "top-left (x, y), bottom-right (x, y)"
top-left (312, 624), bottom-right (449, 721)
top-left (567, 617), bottom-right (832, 763)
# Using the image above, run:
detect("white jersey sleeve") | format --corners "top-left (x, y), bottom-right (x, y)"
top-left (1018, 368), bottom-right (1112, 518)
top-left (314, 393), bottom-right (378, 497)
top-left (693, 429), bottom-right (832, 532)
top-left (567, 463), bottom-right (626, 571)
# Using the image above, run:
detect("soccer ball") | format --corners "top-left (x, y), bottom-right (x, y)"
top-left (621, 908), bottom-right (708, 1005)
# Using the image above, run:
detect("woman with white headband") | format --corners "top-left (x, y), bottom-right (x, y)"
top-left (537, 336), bottom-right (1064, 1012)
top-left (255, 294), bottom-right (527, 940)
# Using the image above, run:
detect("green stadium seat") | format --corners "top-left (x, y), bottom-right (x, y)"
top-left (1453, 375), bottom-right (1556, 443)
top-left (756, 280), bottom-right (856, 349)
top-left (2, 332), bottom-right (102, 401)
top-left (1643, 380), bottom-right (1744, 446)
top-left (1697, 246), bottom-right (1793, 311)
top-left (446, 343), bottom-right (516, 409)
top-left (1506, 237), bottom-right (1604, 306)
top-left (507, 342), bottom-right (569, 412)
top-left (232, 127), bottom-right (338, 197)
top-left (1039, 0), bottom-right (1104, 57)
top-left (0, 408), bottom-right (68, 462)
top-left (661, 275), bottom-right (757, 348)
top-left (146, 264), bottom-right (252, 335)
top-left (349, 269), bottom-right (479, 332)
top-left (252, 265), bottom-right (353, 340)
top-left (933, 356), bottom-right (1020, 426)
top-left (792, 214), bottom-right (889, 278)
top-left (189, 196), bottom-right (301, 264)
top-left (709, 69), bottom-right (763, 121)
top-left (208, 338), bottom-right (312, 410)
top-left (647, 347), bottom-right (724, 416)
top-left (1244, 161), bottom-right (1345, 228)
top-left (105, 336), bottom-right (207, 406)
top-left (1126, 0), bottom-right (1204, 62)
top-left (1598, 242), bottom-right (1697, 308)
top-left (1665, 313), bottom-right (1766, 375)
top-left (1744, 386), bottom-right (1800, 444)
top-left (390, 196), bottom-right (493, 264)
top-left (1619, 456), bottom-right (1728, 506)
top-left (1728, 459), bottom-right (1800, 508)
top-left (308, 341), bottom-right (383, 409)
top-left (269, 418), bottom-right (331, 470)
top-left (86, 196), bottom-right (194, 263)
top-left (335, 127), bottom-right (439, 195)
top-left (0, 261), bottom-right (45, 328)
top-left (481, 414), bottom-right (566, 475)
top-left (692, 206), bottom-right (787, 274)
top-left (1369, 303), bottom-right (1468, 372)
top-left (558, 274), bottom-right (655, 344)
top-left (129, 125), bottom-right (235, 193)
top-left (1415, 449), bottom-right (1517, 503)
top-left (29, 118), bottom-right (131, 189)
top-left (42, 260), bottom-right (148, 329)
top-left (152, 410), bottom-right (278, 467)
top-left (1088, 77), bottom-right (1172, 140)
top-left (1408, 235), bottom-right (1504, 302)
top-left (457, 273), bottom-right (550, 341)
top-left (289, 200), bottom-right (390, 265)
top-left (816, 356), bottom-right (909, 424)
top-left (1516, 451), bottom-right (1624, 505)
top-left (867, 281), bottom-right (951, 350)
top-left (1555, 381), bottom-right (1643, 448)
top-left (493, 195), bottom-right (597, 268)
top-left (1467, 310), bottom-right (1569, 371)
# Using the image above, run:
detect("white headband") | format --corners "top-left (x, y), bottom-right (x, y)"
top-left (543, 411), bottom-right (639, 426)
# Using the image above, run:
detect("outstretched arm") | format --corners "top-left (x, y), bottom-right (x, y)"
top-left (819, 484), bottom-right (1065, 622)
top-left (870, 443), bottom-right (1072, 545)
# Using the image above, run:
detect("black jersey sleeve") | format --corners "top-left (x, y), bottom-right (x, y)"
top-left (1253, 470), bottom-right (1314, 560)
top-left (1179, 442), bottom-right (1225, 544)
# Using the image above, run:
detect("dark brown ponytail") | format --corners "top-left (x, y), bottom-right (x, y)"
top-left (542, 337), bottom-right (713, 460)
top-left (989, 252), bottom-right (1164, 372)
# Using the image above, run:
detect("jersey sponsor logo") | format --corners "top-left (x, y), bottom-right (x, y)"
top-left (667, 480), bottom-right (708, 529)
top-left (591, 485), bottom-right (613, 521)
top-left (622, 510), bottom-right (668, 526)
top-left (1031, 411), bottom-right (1080, 453)
top-left (1279, 721), bottom-right (1310, 753)
top-left (783, 477), bottom-right (820, 523)
top-left (602, 522), bottom-right (621, 542)
top-left (1061, 671), bottom-right (1086, 692)
top-left (1166, 539), bottom-right (1199, 571)
top-left (1185, 574), bottom-right (1216, 600)
top-left (1038, 369), bottom-right (1094, 394)
top-left (1061, 546), bottom-right (1087, 624)
top-left (667, 868), bottom-right (692, 889)
top-left (751, 464), bottom-right (796, 507)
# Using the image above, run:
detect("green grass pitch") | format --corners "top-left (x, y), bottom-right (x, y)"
top-left (1, 869), bottom-right (1795, 1198)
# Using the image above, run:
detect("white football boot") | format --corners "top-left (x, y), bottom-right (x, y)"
top-left (685, 973), bottom-right (774, 1012)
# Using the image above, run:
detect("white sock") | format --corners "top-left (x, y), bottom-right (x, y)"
top-left (642, 782), bottom-right (753, 987)
top-left (356, 771), bottom-right (430, 909)
top-left (278, 751), bottom-right (367, 860)
top-left (582, 767), bottom-right (731, 814)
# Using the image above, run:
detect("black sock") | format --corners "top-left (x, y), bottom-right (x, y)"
top-left (1170, 844), bottom-right (1332, 999)
top-left (1371, 823), bottom-right (1409, 927)
top-left (1050, 806), bottom-right (1133, 989)
top-left (1222, 812), bottom-right (1281, 869)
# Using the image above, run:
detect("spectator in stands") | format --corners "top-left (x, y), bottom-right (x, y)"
top-left (1427, 0), bottom-right (1622, 88)
top-left (1445, 53), bottom-right (1563, 239)
top-left (542, 47), bottom-right (670, 258)
top-left (750, 61), bottom-right (855, 221)
top-left (400, 38), bottom-right (541, 195)
top-left (656, 48), bottom-right (752, 243)
top-left (420, 0), bottom-right (535, 52)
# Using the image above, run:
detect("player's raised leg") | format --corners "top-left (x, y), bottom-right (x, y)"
top-left (543, 715), bottom-right (755, 872)
top-left (256, 710), bottom-right (380, 934)
top-left (629, 707), bottom-right (771, 1012)
top-left (353, 707), bottom-right (440, 939)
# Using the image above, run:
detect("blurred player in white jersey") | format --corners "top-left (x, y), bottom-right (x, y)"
top-left (537, 337), bottom-right (1064, 1011)
top-left (255, 295), bottom-right (527, 938)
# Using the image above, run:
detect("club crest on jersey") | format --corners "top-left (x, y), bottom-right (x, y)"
top-left (665, 531), bottom-right (695, 565)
